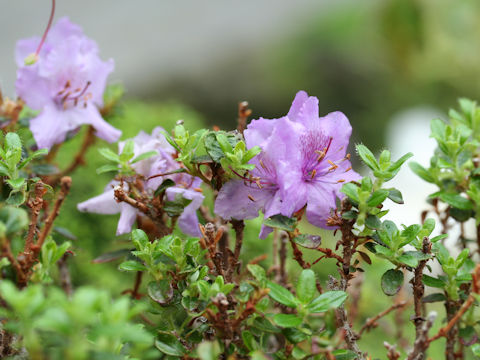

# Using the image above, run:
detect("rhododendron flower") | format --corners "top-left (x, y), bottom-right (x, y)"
top-left (215, 91), bottom-right (360, 238)
top-left (77, 127), bottom-right (204, 236)
top-left (15, 17), bottom-right (121, 150)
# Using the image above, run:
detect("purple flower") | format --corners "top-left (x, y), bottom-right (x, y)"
top-left (215, 91), bottom-right (360, 237)
top-left (15, 17), bottom-right (121, 150)
top-left (77, 127), bottom-right (204, 236)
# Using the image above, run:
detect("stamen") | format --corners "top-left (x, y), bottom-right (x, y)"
top-left (310, 169), bottom-right (317, 179)
top-left (345, 153), bottom-right (351, 160)
top-left (248, 195), bottom-right (256, 202)
top-left (327, 160), bottom-right (338, 172)
top-left (337, 179), bottom-right (345, 183)
top-left (344, 166), bottom-right (352, 173)
top-left (194, 188), bottom-right (203, 193)
top-left (259, 159), bottom-right (266, 169)
top-left (315, 148), bottom-right (327, 162)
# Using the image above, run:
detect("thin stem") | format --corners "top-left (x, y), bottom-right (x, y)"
top-left (35, 0), bottom-right (56, 57)
top-left (35, 176), bottom-right (71, 251)
top-left (47, 126), bottom-right (96, 185)
top-left (357, 301), bottom-right (407, 338)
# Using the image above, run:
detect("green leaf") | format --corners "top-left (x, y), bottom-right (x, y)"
top-left (293, 234), bottom-right (322, 249)
top-left (332, 349), bottom-right (358, 360)
top-left (387, 188), bottom-right (404, 204)
top-left (247, 264), bottom-right (266, 283)
top-left (154, 179), bottom-right (176, 197)
top-left (118, 260), bottom-right (146, 272)
top-left (471, 343), bottom-right (480, 356)
top-left (397, 254), bottom-right (419, 268)
top-left (356, 144), bottom-right (379, 170)
top-left (131, 229), bottom-right (149, 249)
top-left (296, 269), bottom-right (316, 304)
top-left (241, 331), bottom-right (258, 351)
top-left (409, 162), bottom-right (435, 183)
top-left (163, 194), bottom-right (192, 216)
top-left (18, 148), bottom-right (48, 169)
top-left (438, 193), bottom-right (472, 210)
top-left (98, 148), bottom-right (120, 162)
top-left (273, 314), bottom-right (303, 328)
top-left (430, 234), bottom-right (448, 243)
top-left (96, 164), bottom-right (119, 174)
top-left (155, 334), bottom-right (186, 356)
top-left (120, 140), bottom-right (135, 162)
top-left (307, 291), bottom-right (347, 313)
top-left (131, 150), bottom-right (158, 164)
top-left (430, 118), bottom-right (446, 140)
top-left (6, 178), bottom-right (25, 190)
top-left (422, 293), bottom-right (446, 303)
top-left (5, 133), bottom-right (22, 151)
top-left (388, 152), bottom-right (413, 174)
top-left (365, 215), bottom-right (382, 230)
top-left (31, 164), bottom-right (59, 175)
top-left (381, 269), bottom-right (404, 296)
top-left (197, 341), bottom-right (221, 360)
top-left (147, 280), bottom-right (173, 305)
top-left (422, 274), bottom-right (446, 288)
top-left (263, 214), bottom-right (297, 232)
top-left (92, 249), bottom-right (132, 264)
top-left (266, 281), bottom-right (297, 307)
top-left (367, 189), bottom-right (389, 207)
top-left (0, 206), bottom-right (28, 235)
top-left (341, 183), bottom-right (360, 203)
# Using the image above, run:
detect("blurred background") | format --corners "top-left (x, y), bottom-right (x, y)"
top-left (2, 0), bottom-right (480, 357)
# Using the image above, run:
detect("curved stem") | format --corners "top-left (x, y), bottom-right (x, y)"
top-left (35, 0), bottom-right (56, 57)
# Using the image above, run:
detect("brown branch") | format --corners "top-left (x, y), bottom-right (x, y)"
top-left (411, 237), bottom-right (431, 339)
top-left (200, 223), bottom-right (225, 277)
top-left (114, 186), bottom-right (149, 214)
top-left (35, 176), bottom-right (71, 251)
top-left (237, 101), bottom-right (251, 134)
top-left (57, 253), bottom-right (73, 297)
top-left (279, 232), bottom-right (288, 286)
top-left (229, 219), bottom-right (244, 279)
top-left (25, 182), bottom-right (45, 255)
top-left (1, 240), bottom-right (23, 281)
top-left (384, 342), bottom-right (401, 360)
top-left (407, 312), bottom-right (437, 360)
top-left (357, 301), bottom-right (407, 338)
top-left (287, 232), bottom-right (310, 269)
top-left (47, 126), bottom-right (96, 185)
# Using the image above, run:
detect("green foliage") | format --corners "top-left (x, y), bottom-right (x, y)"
top-left (0, 281), bottom-right (153, 360)
top-left (0, 132), bottom-right (48, 205)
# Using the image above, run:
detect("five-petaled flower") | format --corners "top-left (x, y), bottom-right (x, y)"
top-left (77, 127), bottom-right (204, 237)
top-left (215, 91), bottom-right (361, 238)
top-left (15, 17), bottom-right (121, 150)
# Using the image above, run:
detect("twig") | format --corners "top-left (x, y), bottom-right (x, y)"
top-left (384, 342), bottom-right (401, 360)
top-left (237, 101), bottom-right (251, 134)
top-left (114, 186), bottom-right (149, 214)
top-left (25, 182), bottom-right (45, 255)
top-left (57, 253), bottom-right (73, 297)
top-left (47, 126), bottom-right (96, 185)
top-left (287, 232), bottom-right (310, 269)
top-left (230, 219), bottom-right (244, 279)
top-left (411, 237), bottom-right (431, 339)
top-left (407, 311), bottom-right (437, 360)
top-left (279, 232), bottom-right (288, 286)
top-left (357, 301), bottom-right (407, 338)
top-left (200, 223), bottom-right (225, 277)
top-left (35, 176), bottom-right (71, 251)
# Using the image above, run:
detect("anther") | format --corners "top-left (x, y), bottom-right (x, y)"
top-left (311, 169), bottom-right (317, 179)
top-left (344, 166), bottom-right (352, 173)
top-left (345, 153), bottom-right (351, 160)
top-left (194, 188), bottom-right (203, 193)
top-left (259, 160), bottom-right (266, 169)
top-left (337, 179), bottom-right (345, 183)
top-left (248, 195), bottom-right (256, 202)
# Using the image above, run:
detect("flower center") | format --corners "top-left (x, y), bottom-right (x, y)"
top-left (56, 80), bottom-right (92, 110)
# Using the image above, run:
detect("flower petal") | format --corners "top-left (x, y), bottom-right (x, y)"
top-left (215, 180), bottom-right (275, 220)
top-left (77, 188), bottom-right (120, 215)
top-left (305, 183), bottom-right (337, 229)
top-left (167, 187), bottom-right (204, 237)
top-left (116, 204), bottom-right (138, 235)
top-left (287, 90), bottom-right (309, 122)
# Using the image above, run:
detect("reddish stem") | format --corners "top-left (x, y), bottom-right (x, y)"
top-left (35, 0), bottom-right (56, 57)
